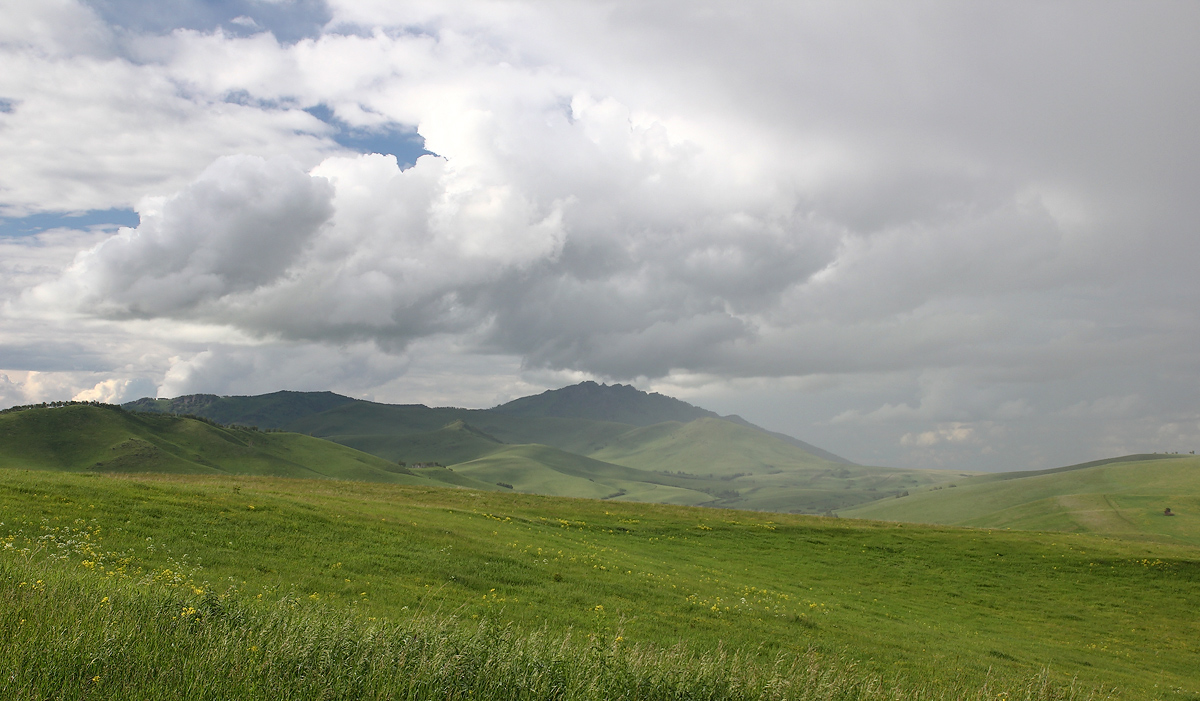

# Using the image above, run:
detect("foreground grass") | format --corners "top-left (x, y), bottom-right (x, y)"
top-left (2, 470), bottom-right (1198, 697)
top-left (1, 553), bottom-right (1100, 700)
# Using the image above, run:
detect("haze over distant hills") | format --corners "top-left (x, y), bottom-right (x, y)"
top-left (115, 381), bottom-right (960, 513)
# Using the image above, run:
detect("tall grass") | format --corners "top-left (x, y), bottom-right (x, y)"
top-left (2, 552), bottom-right (1106, 701)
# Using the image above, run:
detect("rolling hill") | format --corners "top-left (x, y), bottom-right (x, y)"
top-left (8, 400), bottom-right (921, 512)
top-left (121, 383), bottom-right (966, 513)
top-left (491, 380), bottom-right (720, 425)
top-left (331, 419), bottom-right (507, 467)
top-left (0, 403), bottom-right (442, 486)
top-left (494, 381), bottom-right (854, 463)
top-left (125, 391), bottom-right (357, 429)
top-left (841, 454), bottom-right (1200, 546)
top-left (448, 443), bottom-right (715, 504)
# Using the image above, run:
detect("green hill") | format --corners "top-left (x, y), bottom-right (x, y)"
top-left (0, 404), bottom-right (442, 486)
top-left (123, 382), bottom-right (854, 464)
top-left (492, 381), bottom-right (854, 463)
top-left (125, 390), bottom-right (357, 429)
top-left (285, 401), bottom-right (636, 457)
top-left (587, 417), bottom-right (964, 512)
top-left (841, 454), bottom-right (1200, 546)
top-left (3, 469), bottom-right (1198, 698)
top-left (491, 380), bottom-right (720, 426)
top-left (590, 416), bottom-right (847, 477)
top-left (301, 411), bottom-right (960, 513)
top-left (329, 420), bottom-right (506, 466)
top-left (451, 443), bottom-right (717, 505)
top-left (116, 385), bottom-right (961, 513)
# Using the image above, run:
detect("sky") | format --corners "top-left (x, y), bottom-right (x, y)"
top-left (2, 0), bottom-right (1199, 471)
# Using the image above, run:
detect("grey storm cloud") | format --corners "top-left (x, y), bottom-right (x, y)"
top-left (37, 156), bottom-right (334, 318)
top-left (5, 0), bottom-right (1200, 469)
top-left (21, 0), bottom-right (1200, 385)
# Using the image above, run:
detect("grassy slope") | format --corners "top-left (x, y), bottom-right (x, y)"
top-left (302, 413), bottom-right (705, 501)
top-left (451, 444), bottom-right (716, 505)
top-left (589, 418), bottom-right (966, 512)
top-left (490, 380), bottom-right (719, 426)
top-left (1, 404), bottom-right (890, 512)
top-left (123, 394), bottom-right (967, 514)
top-left (1, 470), bottom-right (1197, 698)
top-left (0, 405), bottom-right (443, 487)
top-left (125, 390), bottom-right (358, 429)
top-left (308, 412), bottom-right (968, 513)
top-left (970, 453), bottom-right (1186, 482)
top-left (841, 455), bottom-right (1200, 546)
top-left (287, 401), bottom-right (637, 456)
top-left (329, 420), bottom-right (507, 466)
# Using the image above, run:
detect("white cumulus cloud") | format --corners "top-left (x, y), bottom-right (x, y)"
top-left (4, 0), bottom-right (1200, 471)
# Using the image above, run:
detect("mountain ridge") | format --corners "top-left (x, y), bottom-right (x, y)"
top-left (108, 383), bottom-right (954, 512)
top-left (491, 381), bottom-right (720, 425)
top-left (127, 381), bottom-right (855, 465)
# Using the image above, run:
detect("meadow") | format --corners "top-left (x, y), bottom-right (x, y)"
top-left (842, 455), bottom-right (1200, 547)
top-left (3, 469), bottom-right (1198, 699)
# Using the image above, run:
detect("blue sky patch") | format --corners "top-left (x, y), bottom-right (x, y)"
top-left (305, 104), bottom-right (434, 167)
top-left (84, 0), bottom-right (331, 43)
top-left (0, 209), bottom-right (140, 237)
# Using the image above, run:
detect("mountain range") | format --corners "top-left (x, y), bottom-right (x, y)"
top-left (112, 381), bottom-right (961, 513)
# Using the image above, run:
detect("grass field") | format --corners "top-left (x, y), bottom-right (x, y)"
top-left (2, 469), bottom-right (1198, 698)
top-left (841, 456), bottom-right (1200, 547)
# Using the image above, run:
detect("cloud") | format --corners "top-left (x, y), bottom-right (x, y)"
top-left (34, 155), bottom-right (334, 318)
top-left (5, 1), bottom-right (1200, 470)
top-left (0, 373), bottom-right (26, 407)
top-left (31, 79), bottom-right (835, 360)
top-left (72, 376), bottom-right (157, 403)
top-left (85, 0), bottom-right (331, 43)
top-left (900, 423), bottom-right (975, 448)
top-left (1059, 395), bottom-right (1144, 419)
top-left (0, 0), bottom-right (114, 58)
top-left (157, 344), bottom-right (404, 398)
top-left (0, 2), bottom-right (338, 216)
